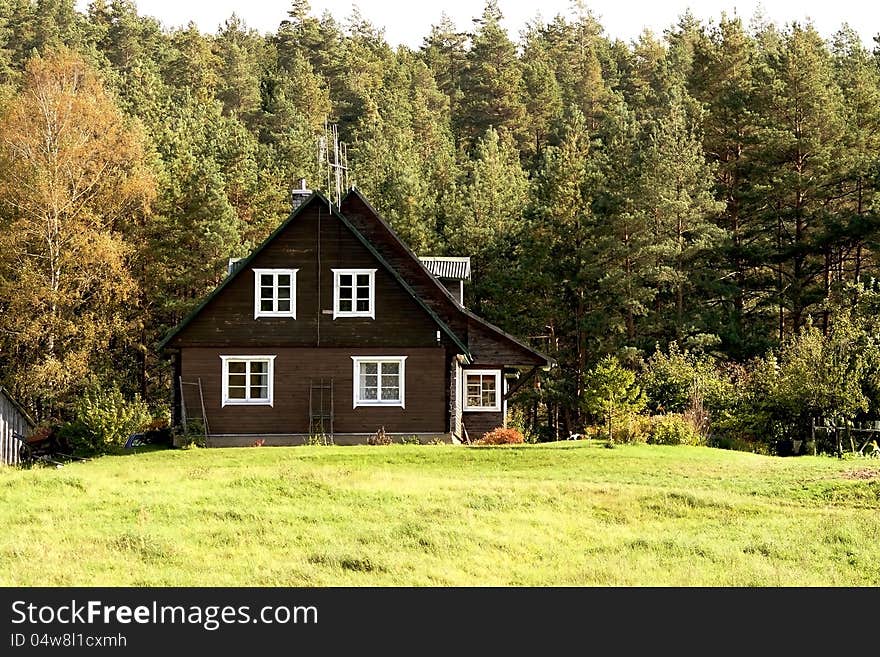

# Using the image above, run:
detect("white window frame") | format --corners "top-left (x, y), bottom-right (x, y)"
top-left (333, 268), bottom-right (376, 319)
top-left (253, 268), bottom-right (298, 319)
top-left (351, 356), bottom-right (406, 408)
top-left (463, 369), bottom-right (502, 412)
top-left (220, 355), bottom-right (276, 407)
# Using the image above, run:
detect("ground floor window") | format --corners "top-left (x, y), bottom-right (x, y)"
top-left (220, 355), bottom-right (275, 406)
top-left (351, 356), bottom-right (406, 408)
top-left (463, 370), bottom-right (501, 411)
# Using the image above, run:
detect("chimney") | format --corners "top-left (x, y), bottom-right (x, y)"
top-left (291, 178), bottom-right (311, 211)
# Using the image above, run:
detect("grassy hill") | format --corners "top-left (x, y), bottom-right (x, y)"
top-left (1, 442), bottom-right (878, 586)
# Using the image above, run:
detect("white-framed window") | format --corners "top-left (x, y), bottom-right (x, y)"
top-left (463, 370), bottom-right (501, 412)
top-left (220, 355), bottom-right (276, 407)
top-left (253, 269), bottom-right (298, 319)
top-left (333, 269), bottom-right (376, 318)
top-left (351, 356), bottom-right (406, 408)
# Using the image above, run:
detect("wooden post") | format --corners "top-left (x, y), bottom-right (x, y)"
top-left (811, 417), bottom-right (816, 456)
top-left (179, 376), bottom-right (188, 430)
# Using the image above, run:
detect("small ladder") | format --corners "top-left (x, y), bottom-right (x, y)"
top-left (309, 378), bottom-right (334, 444)
top-left (179, 377), bottom-right (210, 443)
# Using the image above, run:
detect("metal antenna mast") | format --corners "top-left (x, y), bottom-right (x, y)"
top-left (318, 122), bottom-right (349, 208)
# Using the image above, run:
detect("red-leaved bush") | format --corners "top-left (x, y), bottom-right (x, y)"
top-left (476, 427), bottom-right (524, 445)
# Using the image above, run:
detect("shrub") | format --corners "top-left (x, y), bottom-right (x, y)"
top-left (616, 415), bottom-right (652, 444)
top-left (476, 427), bottom-right (524, 445)
top-left (367, 426), bottom-right (392, 445)
top-left (61, 386), bottom-right (151, 453)
top-left (400, 435), bottom-right (421, 445)
top-left (582, 356), bottom-right (646, 443)
top-left (649, 414), bottom-right (704, 446)
top-left (643, 342), bottom-right (733, 416)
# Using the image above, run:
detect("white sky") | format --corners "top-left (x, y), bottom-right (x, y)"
top-left (75, 1), bottom-right (880, 47)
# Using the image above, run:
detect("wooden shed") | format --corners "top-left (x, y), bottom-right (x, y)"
top-left (0, 387), bottom-right (34, 465)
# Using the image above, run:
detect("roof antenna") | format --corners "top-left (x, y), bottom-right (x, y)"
top-left (318, 122), bottom-right (349, 209)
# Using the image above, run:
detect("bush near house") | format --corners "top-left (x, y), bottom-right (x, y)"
top-left (59, 386), bottom-right (152, 453)
top-left (476, 427), bottom-right (524, 445)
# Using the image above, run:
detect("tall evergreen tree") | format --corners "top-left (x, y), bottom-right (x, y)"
top-left (754, 23), bottom-right (846, 337)
top-left (456, 1), bottom-right (527, 150)
top-left (445, 127), bottom-right (527, 315)
top-left (637, 86), bottom-right (725, 345)
top-left (829, 26), bottom-right (880, 292)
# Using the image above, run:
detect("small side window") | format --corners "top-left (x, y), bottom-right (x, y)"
top-left (463, 370), bottom-right (501, 412)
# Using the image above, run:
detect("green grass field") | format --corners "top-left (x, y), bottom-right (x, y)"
top-left (1, 442), bottom-right (878, 586)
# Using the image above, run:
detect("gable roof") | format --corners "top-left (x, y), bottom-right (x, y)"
top-left (0, 386), bottom-right (35, 428)
top-left (158, 192), bottom-right (470, 356)
top-left (341, 188), bottom-right (552, 367)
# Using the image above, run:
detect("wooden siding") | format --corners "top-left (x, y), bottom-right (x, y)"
top-left (180, 346), bottom-right (448, 436)
top-left (462, 410), bottom-right (504, 441)
top-left (466, 318), bottom-right (546, 367)
top-left (341, 193), bottom-right (471, 340)
top-left (1, 389), bottom-right (34, 466)
top-left (169, 200), bottom-right (442, 350)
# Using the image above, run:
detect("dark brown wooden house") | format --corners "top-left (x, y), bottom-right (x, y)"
top-left (160, 188), bottom-right (551, 445)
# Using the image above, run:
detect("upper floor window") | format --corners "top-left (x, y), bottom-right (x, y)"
top-left (253, 269), bottom-right (298, 319)
top-left (463, 370), bottom-right (501, 412)
top-left (351, 356), bottom-right (406, 408)
top-left (333, 269), bottom-right (376, 319)
top-left (221, 355), bottom-right (275, 407)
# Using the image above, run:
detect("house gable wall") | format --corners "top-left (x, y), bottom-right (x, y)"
top-left (168, 199), bottom-right (441, 350)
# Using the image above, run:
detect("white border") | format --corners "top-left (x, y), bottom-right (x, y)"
top-left (332, 269), bottom-right (376, 319)
top-left (463, 369), bottom-right (502, 412)
top-left (253, 269), bottom-right (298, 319)
top-left (351, 356), bottom-right (407, 408)
top-left (220, 355), bottom-right (276, 407)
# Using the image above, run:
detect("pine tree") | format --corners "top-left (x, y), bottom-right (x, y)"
top-left (420, 13), bottom-right (466, 130)
top-left (520, 27), bottom-right (562, 160)
top-left (445, 127), bottom-right (527, 316)
top-left (456, 1), bottom-right (527, 150)
top-left (637, 86), bottom-right (725, 345)
top-left (693, 15), bottom-right (775, 357)
top-left (524, 109), bottom-right (603, 420)
top-left (829, 26), bottom-right (880, 292)
top-left (214, 14), bottom-right (263, 122)
top-left (754, 23), bottom-right (846, 337)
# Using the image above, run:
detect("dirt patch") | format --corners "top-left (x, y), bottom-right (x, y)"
top-left (841, 468), bottom-right (880, 481)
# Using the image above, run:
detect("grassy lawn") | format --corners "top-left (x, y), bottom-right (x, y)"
top-left (1, 442), bottom-right (878, 586)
